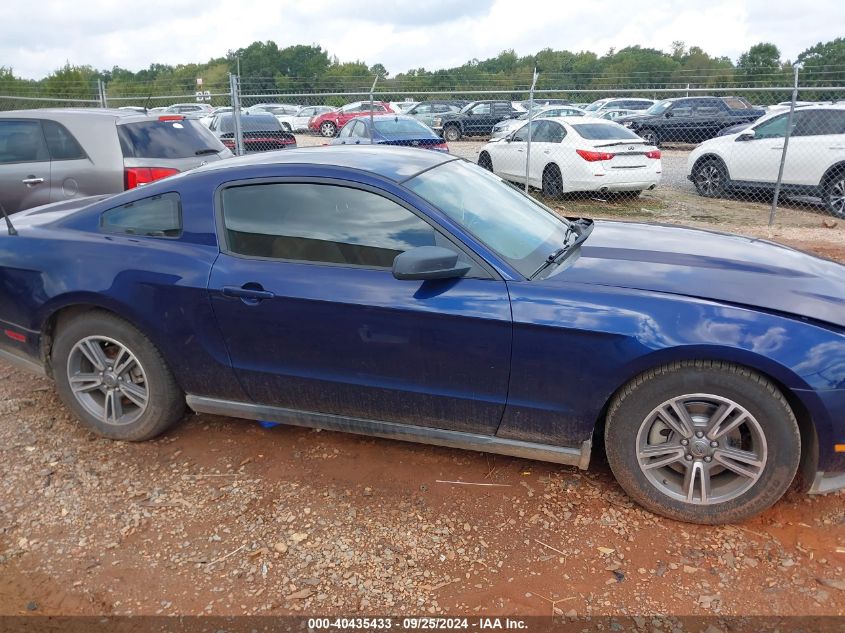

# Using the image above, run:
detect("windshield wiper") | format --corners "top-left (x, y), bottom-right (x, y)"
top-left (529, 218), bottom-right (594, 279)
top-left (194, 148), bottom-right (220, 156)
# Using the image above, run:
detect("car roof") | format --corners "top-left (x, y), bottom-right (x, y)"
top-left (191, 145), bottom-right (455, 183)
top-left (0, 107), bottom-right (168, 123)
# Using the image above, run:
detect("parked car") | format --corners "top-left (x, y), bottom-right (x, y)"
top-left (246, 103), bottom-right (300, 117)
top-left (686, 105), bottom-right (845, 217)
top-left (331, 115), bottom-right (448, 152)
top-left (432, 100), bottom-right (521, 141)
top-left (163, 103), bottom-right (215, 116)
top-left (0, 109), bottom-right (231, 213)
top-left (403, 101), bottom-right (463, 128)
top-left (479, 117), bottom-right (661, 197)
top-left (199, 107), bottom-right (233, 128)
top-left (208, 113), bottom-right (296, 153)
top-left (583, 98), bottom-right (655, 114)
top-left (491, 105), bottom-right (586, 139)
top-left (309, 101), bottom-right (394, 138)
top-left (390, 101), bottom-right (419, 113)
top-left (2, 146), bottom-right (844, 524)
top-left (276, 106), bottom-right (334, 132)
top-left (518, 99), bottom-right (572, 109)
top-left (617, 97), bottom-right (766, 146)
top-left (593, 108), bottom-right (641, 121)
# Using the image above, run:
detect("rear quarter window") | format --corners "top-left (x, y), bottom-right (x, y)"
top-left (117, 119), bottom-right (225, 158)
top-left (721, 97), bottom-right (752, 110)
top-left (100, 192), bottom-right (182, 238)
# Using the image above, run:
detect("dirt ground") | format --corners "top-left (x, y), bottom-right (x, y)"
top-left (1, 156), bottom-right (844, 621)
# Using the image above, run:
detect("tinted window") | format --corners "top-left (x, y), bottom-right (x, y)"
top-left (470, 103), bottom-right (491, 115)
top-left (671, 107), bottom-right (693, 118)
top-left (791, 110), bottom-right (845, 136)
top-left (721, 97), bottom-right (751, 110)
top-left (570, 123), bottom-right (641, 140)
top-left (350, 121), bottom-right (369, 138)
top-left (217, 115), bottom-right (281, 134)
top-left (42, 120), bottom-right (86, 160)
top-left (533, 121), bottom-right (566, 143)
top-left (373, 118), bottom-right (433, 137)
top-left (118, 119), bottom-right (225, 158)
top-left (338, 122), bottom-right (353, 138)
top-left (413, 104), bottom-right (432, 114)
top-left (753, 113), bottom-right (790, 138)
top-left (222, 183), bottom-right (437, 267)
top-left (694, 106), bottom-right (721, 116)
top-left (101, 192), bottom-right (182, 238)
top-left (0, 120), bottom-right (49, 164)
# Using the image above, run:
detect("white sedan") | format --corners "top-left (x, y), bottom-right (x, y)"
top-left (478, 117), bottom-right (662, 197)
top-left (686, 105), bottom-right (845, 218)
top-left (276, 105), bottom-right (336, 132)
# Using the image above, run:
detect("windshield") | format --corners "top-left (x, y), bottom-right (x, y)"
top-left (645, 100), bottom-right (673, 115)
top-left (583, 100), bottom-right (607, 112)
top-left (404, 160), bottom-right (571, 278)
top-left (571, 123), bottom-right (642, 140)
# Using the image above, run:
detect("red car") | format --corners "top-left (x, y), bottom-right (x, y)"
top-left (309, 101), bottom-right (394, 137)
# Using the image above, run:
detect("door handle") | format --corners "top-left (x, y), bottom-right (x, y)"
top-left (22, 177), bottom-right (44, 185)
top-left (221, 285), bottom-right (275, 302)
top-left (771, 146), bottom-right (784, 150)
top-left (517, 148), bottom-right (524, 152)
top-left (543, 150), bottom-right (551, 154)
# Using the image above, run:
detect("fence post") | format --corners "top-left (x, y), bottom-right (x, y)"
top-left (369, 74), bottom-right (379, 144)
top-left (524, 68), bottom-right (538, 193)
top-left (229, 73), bottom-right (244, 156)
top-left (768, 65), bottom-right (800, 226)
top-left (98, 79), bottom-right (108, 108)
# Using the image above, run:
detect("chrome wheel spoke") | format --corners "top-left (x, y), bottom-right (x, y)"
top-left (714, 446), bottom-right (763, 479)
top-left (69, 372), bottom-right (103, 394)
top-left (705, 403), bottom-right (747, 440)
top-left (78, 339), bottom-right (108, 371)
top-left (119, 380), bottom-right (148, 408)
top-left (638, 444), bottom-right (686, 470)
top-left (657, 400), bottom-right (695, 439)
top-left (103, 389), bottom-right (124, 424)
top-left (683, 460), bottom-right (711, 503)
top-left (113, 347), bottom-right (136, 377)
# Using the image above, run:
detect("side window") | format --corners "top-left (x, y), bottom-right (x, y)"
top-left (671, 106), bottom-right (693, 118)
top-left (0, 120), bottom-right (50, 164)
top-left (414, 104), bottom-right (432, 114)
top-left (511, 124), bottom-right (529, 142)
top-left (694, 106), bottom-right (721, 116)
top-left (338, 122), bottom-right (355, 138)
top-left (372, 104), bottom-right (386, 113)
top-left (42, 120), bottom-right (86, 160)
top-left (470, 103), bottom-right (491, 116)
top-left (538, 121), bottom-right (565, 143)
top-left (221, 183), bottom-right (437, 267)
top-left (101, 192), bottom-right (182, 238)
top-left (350, 121), bottom-right (369, 138)
top-left (753, 113), bottom-right (790, 139)
top-left (792, 110), bottom-right (845, 137)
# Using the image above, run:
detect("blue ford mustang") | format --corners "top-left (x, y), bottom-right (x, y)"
top-left (1, 146), bottom-right (843, 524)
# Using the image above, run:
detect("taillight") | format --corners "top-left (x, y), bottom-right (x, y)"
top-left (576, 149), bottom-right (615, 162)
top-left (124, 167), bottom-right (179, 190)
top-left (646, 149), bottom-right (661, 159)
top-left (158, 115), bottom-right (184, 121)
top-left (430, 143), bottom-right (449, 152)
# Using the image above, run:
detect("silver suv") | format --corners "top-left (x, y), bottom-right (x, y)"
top-left (0, 109), bottom-right (232, 213)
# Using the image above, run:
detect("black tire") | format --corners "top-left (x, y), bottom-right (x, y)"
top-left (822, 171), bottom-right (845, 219)
top-left (692, 158), bottom-right (728, 199)
top-left (443, 125), bottom-right (461, 142)
top-left (605, 360), bottom-right (800, 524)
top-left (52, 311), bottom-right (185, 441)
top-left (478, 152), bottom-right (493, 172)
top-left (541, 164), bottom-right (563, 198)
top-left (319, 121), bottom-right (337, 138)
top-left (639, 128), bottom-right (660, 147)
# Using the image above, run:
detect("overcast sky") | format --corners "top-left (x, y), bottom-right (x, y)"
top-left (2, 0), bottom-right (841, 80)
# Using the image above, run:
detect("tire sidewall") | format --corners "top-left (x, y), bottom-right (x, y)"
top-left (53, 313), bottom-right (183, 441)
top-left (824, 174), bottom-right (845, 219)
top-left (605, 365), bottom-right (800, 524)
top-left (693, 159), bottom-right (726, 198)
top-left (444, 125), bottom-right (460, 142)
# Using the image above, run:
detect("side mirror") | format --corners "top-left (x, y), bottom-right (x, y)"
top-left (737, 129), bottom-right (755, 141)
top-left (505, 133), bottom-right (514, 143)
top-left (664, 111), bottom-right (673, 118)
top-left (392, 246), bottom-right (470, 281)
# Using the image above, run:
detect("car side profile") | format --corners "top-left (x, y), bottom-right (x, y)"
top-left (1, 147), bottom-right (844, 525)
top-left (686, 105), bottom-right (845, 218)
top-left (432, 100), bottom-right (521, 141)
top-left (491, 106), bottom-right (586, 140)
top-left (331, 115), bottom-right (449, 152)
top-left (308, 101), bottom-right (394, 137)
top-left (0, 109), bottom-right (231, 213)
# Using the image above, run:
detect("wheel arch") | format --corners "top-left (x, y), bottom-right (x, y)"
top-left (591, 347), bottom-right (820, 488)
top-left (819, 161), bottom-right (845, 188)
top-left (690, 152), bottom-right (732, 181)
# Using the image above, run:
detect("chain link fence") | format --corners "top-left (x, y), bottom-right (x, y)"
top-left (1, 68), bottom-right (843, 221)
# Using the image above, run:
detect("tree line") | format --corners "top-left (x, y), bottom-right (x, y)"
top-left (1, 38), bottom-right (843, 107)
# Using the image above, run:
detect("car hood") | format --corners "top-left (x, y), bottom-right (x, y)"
top-left (546, 221), bottom-right (845, 328)
top-left (615, 113), bottom-right (652, 123)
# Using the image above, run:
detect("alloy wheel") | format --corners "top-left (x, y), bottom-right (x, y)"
top-left (829, 177), bottom-right (845, 218)
top-left (636, 393), bottom-right (767, 505)
top-left (696, 164), bottom-right (723, 196)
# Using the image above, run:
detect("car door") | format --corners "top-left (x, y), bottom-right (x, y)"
top-left (729, 112), bottom-right (791, 183)
top-left (776, 109), bottom-right (845, 186)
top-left (661, 100), bottom-right (695, 142)
top-left (491, 123), bottom-right (529, 180)
top-left (464, 102), bottom-right (492, 134)
top-left (41, 119), bottom-right (99, 203)
top-left (0, 119), bottom-right (52, 213)
top-left (528, 121), bottom-right (566, 186)
top-left (689, 100), bottom-right (725, 142)
top-left (408, 102), bottom-right (433, 126)
top-left (208, 179), bottom-right (512, 435)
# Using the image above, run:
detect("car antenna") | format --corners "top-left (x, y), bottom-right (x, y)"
top-left (0, 202), bottom-right (18, 236)
top-left (143, 91), bottom-right (153, 115)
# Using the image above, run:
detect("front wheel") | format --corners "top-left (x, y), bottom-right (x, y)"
top-left (443, 125), bottom-right (461, 142)
top-left (823, 172), bottom-right (845, 219)
top-left (692, 158), bottom-right (728, 198)
top-left (319, 121), bottom-right (337, 137)
top-left (52, 311), bottom-right (185, 441)
top-left (605, 361), bottom-right (800, 524)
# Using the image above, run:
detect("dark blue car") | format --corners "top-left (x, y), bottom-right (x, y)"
top-left (1, 146), bottom-right (843, 524)
top-left (331, 115), bottom-right (449, 152)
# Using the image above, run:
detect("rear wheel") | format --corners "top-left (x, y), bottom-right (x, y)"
top-left (541, 164), bottom-right (563, 198)
top-left (444, 125), bottom-right (461, 142)
top-left (692, 158), bottom-right (728, 199)
top-left (605, 361), bottom-right (800, 524)
top-left (822, 171), bottom-right (845, 219)
top-left (477, 152), bottom-right (493, 172)
top-left (319, 121), bottom-right (337, 137)
top-left (52, 312), bottom-right (184, 441)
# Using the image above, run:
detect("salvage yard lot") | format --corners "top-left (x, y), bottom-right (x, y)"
top-left (1, 199), bottom-right (844, 618)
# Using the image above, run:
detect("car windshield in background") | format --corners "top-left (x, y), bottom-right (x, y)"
top-left (373, 118), bottom-right (432, 137)
top-left (218, 115), bottom-right (281, 134)
top-left (645, 101), bottom-right (672, 115)
top-left (404, 160), bottom-right (570, 278)
top-left (571, 123), bottom-right (642, 140)
top-left (117, 119), bottom-right (225, 158)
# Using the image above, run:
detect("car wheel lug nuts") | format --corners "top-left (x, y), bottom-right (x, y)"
top-left (680, 439), bottom-right (688, 446)
top-left (695, 431), bottom-right (704, 438)
top-left (704, 456), bottom-right (712, 463)
top-left (710, 441), bottom-right (718, 448)
top-left (685, 454), bottom-right (693, 461)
